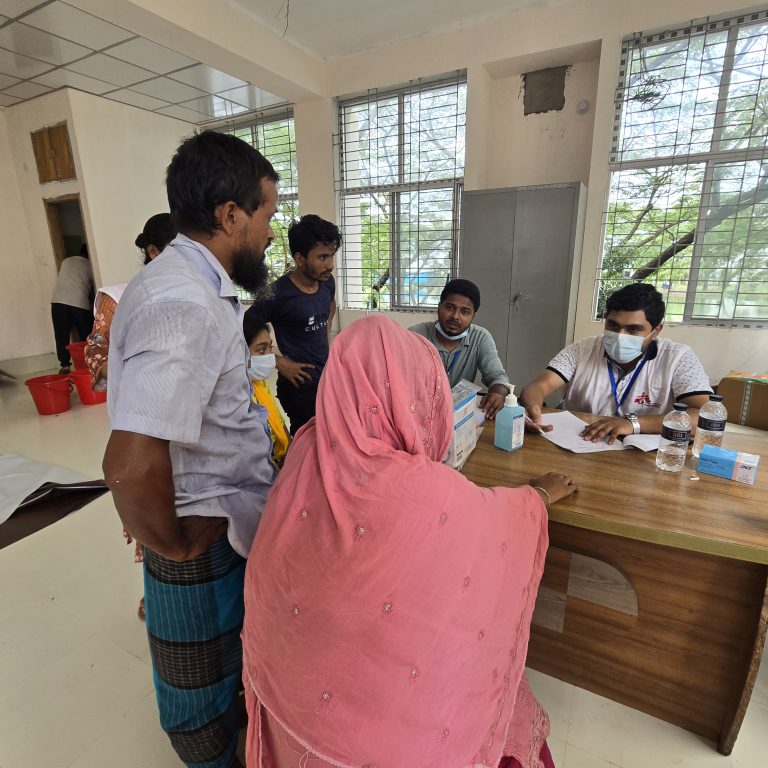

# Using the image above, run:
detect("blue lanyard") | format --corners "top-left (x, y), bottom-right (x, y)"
top-left (446, 349), bottom-right (461, 375)
top-left (607, 358), bottom-right (646, 415)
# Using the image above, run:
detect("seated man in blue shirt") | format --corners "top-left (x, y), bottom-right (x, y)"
top-left (409, 279), bottom-right (511, 419)
top-left (245, 214), bottom-right (342, 435)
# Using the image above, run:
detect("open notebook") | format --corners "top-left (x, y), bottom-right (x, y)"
top-left (538, 411), bottom-right (661, 454)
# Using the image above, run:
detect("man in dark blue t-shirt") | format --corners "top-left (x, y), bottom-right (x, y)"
top-left (245, 214), bottom-right (342, 435)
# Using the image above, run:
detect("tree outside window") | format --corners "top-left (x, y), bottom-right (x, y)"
top-left (599, 14), bottom-right (768, 327)
top-left (337, 75), bottom-right (466, 310)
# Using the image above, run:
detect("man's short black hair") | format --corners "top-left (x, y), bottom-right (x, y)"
top-left (166, 130), bottom-right (279, 236)
top-left (288, 214), bottom-right (342, 257)
top-left (440, 279), bottom-right (480, 312)
top-left (606, 283), bottom-right (666, 328)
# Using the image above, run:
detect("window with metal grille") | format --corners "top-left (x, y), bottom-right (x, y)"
top-left (336, 73), bottom-right (466, 310)
top-left (599, 12), bottom-right (768, 328)
top-left (217, 106), bottom-right (298, 300)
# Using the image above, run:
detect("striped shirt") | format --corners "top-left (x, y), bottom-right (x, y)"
top-left (107, 234), bottom-right (274, 557)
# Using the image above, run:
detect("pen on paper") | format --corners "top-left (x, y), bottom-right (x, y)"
top-left (525, 416), bottom-right (545, 435)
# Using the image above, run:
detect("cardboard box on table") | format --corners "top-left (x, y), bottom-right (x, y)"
top-left (717, 371), bottom-right (768, 431)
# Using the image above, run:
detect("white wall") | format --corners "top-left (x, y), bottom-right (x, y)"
top-left (67, 89), bottom-right (192, 288)
top-left (485, 59), bottom-right (599, 189)
top-left (0, 89), bottom-right (191, 363)
top-left (0, 111), bottom-right (52, 362)
top-left (1, 91), bottom-right (82, 362)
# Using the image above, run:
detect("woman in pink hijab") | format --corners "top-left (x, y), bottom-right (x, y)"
top-left (242, 315), bottom-right (577, 768)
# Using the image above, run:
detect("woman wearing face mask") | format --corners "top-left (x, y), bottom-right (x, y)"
top-left (244, 316), bottom-right (290, 467)
top-left (519, 283), bottom-right (713, 444)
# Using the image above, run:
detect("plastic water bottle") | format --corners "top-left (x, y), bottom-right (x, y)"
top-left (494, 386), bottom-right (525, 452)
top-left (655, 403), bottom-right (691, 473)
top-left (692, 395), bottom-right (728, 458)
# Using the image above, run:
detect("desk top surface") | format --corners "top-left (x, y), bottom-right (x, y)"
top-left (461, 415), bottom-right (768, 564)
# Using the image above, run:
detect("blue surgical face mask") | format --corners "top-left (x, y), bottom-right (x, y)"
top-left (249, 353), bottom-right (276, 381)
top-left (436, 321), bottom-right (470, 340)
top-left (603, 330), bottom-right (647, 364)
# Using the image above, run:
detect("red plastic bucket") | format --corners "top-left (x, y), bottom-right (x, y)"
top-left (66, 341), bottom-right (88, 370)
top-left (71, 369), bottom-right (107, 405)
top-left (25, 374), bottom-right (72, 415)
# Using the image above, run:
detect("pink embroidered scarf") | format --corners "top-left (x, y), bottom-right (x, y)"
top-left (243, 315), bottom-right (550, 767)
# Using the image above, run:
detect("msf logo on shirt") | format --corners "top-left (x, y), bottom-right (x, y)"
top-left (634, 391), bottom-right (660, 408)
top-left (305, 315), bottom-right (328, 333)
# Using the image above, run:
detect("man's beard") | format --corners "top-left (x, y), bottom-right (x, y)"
top-left (231, 247), bottom-right (269, 294)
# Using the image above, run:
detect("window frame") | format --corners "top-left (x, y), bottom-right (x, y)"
top-left (336, 73), bottom-right (467, 311)
top-left (600, 11), bottom-right (768, 329)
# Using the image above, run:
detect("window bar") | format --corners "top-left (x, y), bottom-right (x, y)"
top-left (683, 23), bottom-right (740, 322)
top-left (393, 91), bottom-right (406, 308)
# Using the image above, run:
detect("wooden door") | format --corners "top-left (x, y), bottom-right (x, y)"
top-left (30, 128), bottom-right (57, 183)
top-left (30, 123), bottom-right (76, 182)
top-left (48, 124), bottom-right (76, 180)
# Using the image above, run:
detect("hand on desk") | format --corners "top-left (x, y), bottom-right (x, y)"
top-left (580, 416), bottom-right (633, 445)
top-left (530, 472), bottom-right (578, 505)
top-left (523, 403), bottom-right (554, 433)
top-left (479, 391), bottom-right (505, 420)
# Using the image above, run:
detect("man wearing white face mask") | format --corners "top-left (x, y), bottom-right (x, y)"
top-left (520, 283), bottom-right (713, 443)
top-left (409, 279), bottom-right (511, 419)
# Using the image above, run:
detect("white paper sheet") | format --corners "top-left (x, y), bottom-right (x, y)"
top-left (0, 454), bottom-right (91, 525)
top-left (538, 412), bottom-right (659, 453)
top-left (622, 434), bottom-right (660, 452)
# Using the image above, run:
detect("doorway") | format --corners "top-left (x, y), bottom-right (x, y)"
top-left (44, 194), bottom-right (88, 270)
top-left (44, 195), bottom-right (93, 352)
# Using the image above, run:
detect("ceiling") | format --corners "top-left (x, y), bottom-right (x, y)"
top-left (232, 0), bottom-right (575, 59)
top-left (0, 0), bottom-right (285, 123)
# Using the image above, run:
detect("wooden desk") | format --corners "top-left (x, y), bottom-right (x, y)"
top-left (461, 419), bottom-right (768, 754)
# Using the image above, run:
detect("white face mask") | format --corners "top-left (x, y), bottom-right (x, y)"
top-left (249, 353), bottom-right (276, 381)
top-left (603, 330), bottom-right (647, 364)
top-left (435, 321), bottom-right (470, 340)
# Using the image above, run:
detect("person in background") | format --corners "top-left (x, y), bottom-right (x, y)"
top-left (243, 315), bottom-right (290, 467)
top-left (410, 278), bottom-right (511, 419)
top-left (520, 283), bottom-right (713, 443)
top-left (242, 314), bottom-right (576, 768)
top-left (51, 243), bottom-right (94, 374)
top-left (244, 214), bottom-right (341, 435)
top-left (103, 131), bottom-right (279, 768)
top-left (85, 213), bottom-right (175, 389)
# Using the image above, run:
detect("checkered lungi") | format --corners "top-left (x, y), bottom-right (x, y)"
top-left (144, 534), bottom-right (246, 768)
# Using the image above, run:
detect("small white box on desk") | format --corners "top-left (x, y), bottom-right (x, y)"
top-left (445, 383), bottom-right (482, 469)
top-left (446, 412), bottom-right (479, 469)
top-left (697, 445), bottom-right (760, 485)
top-left (452, 382), bottom-right (477, 426)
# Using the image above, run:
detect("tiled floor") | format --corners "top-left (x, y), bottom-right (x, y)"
top-left (1, 371), bottom-right (766, 768)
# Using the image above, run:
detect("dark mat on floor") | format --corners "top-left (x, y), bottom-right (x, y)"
top-left (0, 480), bottom-right (109, 549)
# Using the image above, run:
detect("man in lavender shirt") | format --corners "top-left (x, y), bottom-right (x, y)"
top-left (103, 131), bottom-right (278, 768)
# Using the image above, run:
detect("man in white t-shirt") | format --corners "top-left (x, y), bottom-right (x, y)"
top-left (520, 283), bottom-right (713, 444)
top-left (50, 244), bottom-right (94, 373)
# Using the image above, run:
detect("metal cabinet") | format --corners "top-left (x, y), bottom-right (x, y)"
top-left (459, 182), bottom-right (586, 392)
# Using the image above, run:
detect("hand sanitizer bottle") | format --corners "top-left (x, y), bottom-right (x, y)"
top-left (494, 385), bottom-right (525, 452)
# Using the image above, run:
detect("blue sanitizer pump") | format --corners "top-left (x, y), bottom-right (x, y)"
top-left (493, 386), bottom-right (525, 452)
